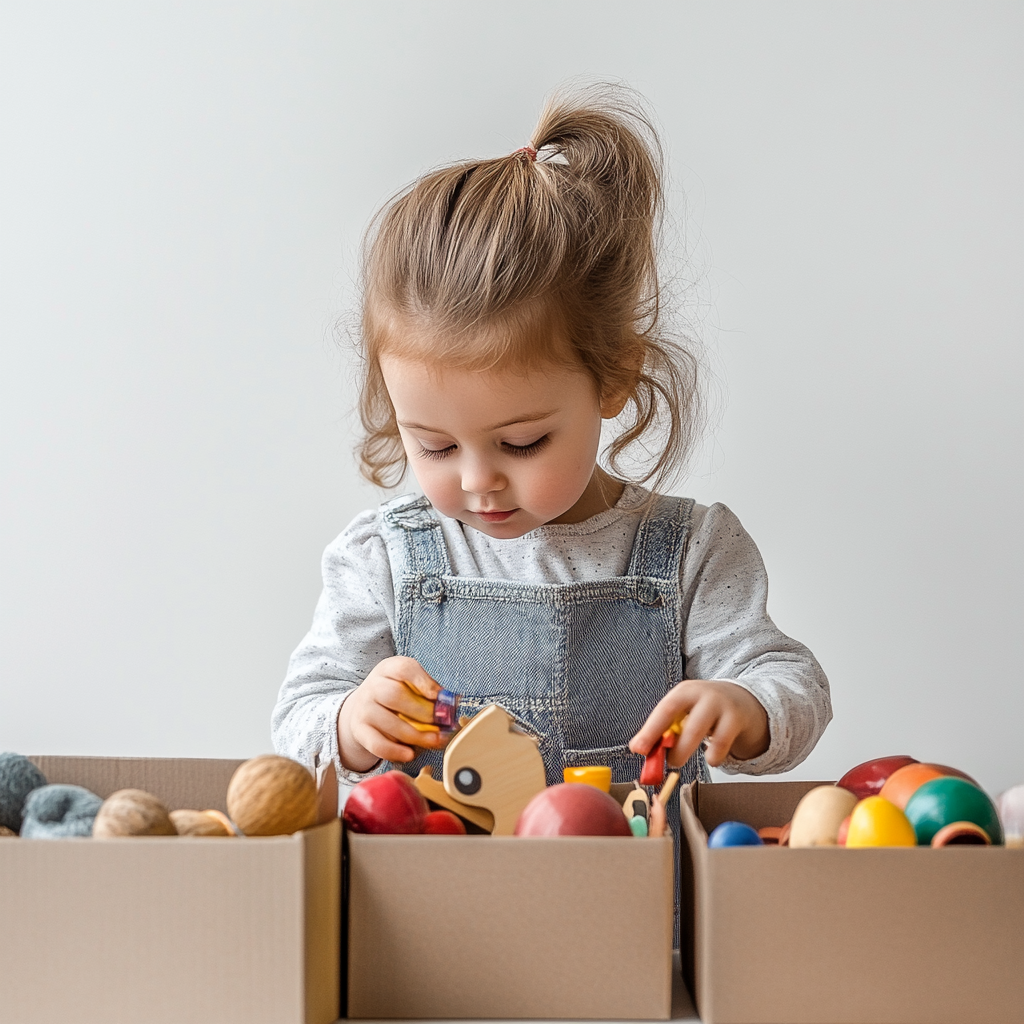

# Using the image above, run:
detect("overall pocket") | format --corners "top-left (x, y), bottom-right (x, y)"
top-left (561, 743), bottom-right (647, 786)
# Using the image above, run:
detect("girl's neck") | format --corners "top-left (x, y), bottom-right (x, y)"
top-left (548, 468), bottom-right (625, 525)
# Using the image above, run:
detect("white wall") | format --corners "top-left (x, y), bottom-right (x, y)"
top-left (2, 3), bottom-right (1021, 795)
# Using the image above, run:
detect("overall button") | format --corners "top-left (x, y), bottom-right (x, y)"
top-left (420, 577), bottom-right (446, 600)
top-left (636, 582), bottom-right (664, 607)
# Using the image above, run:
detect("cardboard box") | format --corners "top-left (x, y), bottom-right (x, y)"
top-left (346, 783), bottom-right (674, 1019)
top-left (680, 779), bottom-right (1024, 1024)
top-left (0, 756), bottom-right (341, 1024)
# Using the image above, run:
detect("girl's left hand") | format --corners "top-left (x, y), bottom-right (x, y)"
top-left (628, 679), bottom-right (770, 769)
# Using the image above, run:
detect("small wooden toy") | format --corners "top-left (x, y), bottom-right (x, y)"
top-left (789, 785), bottom-right (858, 847)
top-left (639, 717), bottom-right (686, 787)
top-left (836, 755), bottom-right (918, 800)
top-left (997, 783), bottom-right (1024, 848)
top-left (563, 766), bottom-right (612, 791)
top-left (931, 821), bottom-right (991, 846)
top-left (514, 783), bottom-right (633, 837)
top-left (169, 809), bottom-right (235, 836)
top-left (844, 796), bottom-right (916, 847)
top-left (398, 687), bottom-right (462, 734)
top-left (708, 821), bottom-right (763, 847)
top-left (621, 783), bottom-right (650, 825)
top-left (903, 777), bottom-right (1003, 846)
top-left (226, 754), bottom-right (318, 836)
top-left (92, 789), bottom-right (177, 837)
top-left (441, 705), bottom-right (546, 835)
top-left (648, 772), bottom-right (679, 839)
top-left (414, 766), bottom-right (494, 832)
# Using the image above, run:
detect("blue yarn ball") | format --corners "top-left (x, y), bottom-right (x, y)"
top-left (21, 784), bottom-right (103, 838)
top-left (0, 752), bottom-right (48, 832)
top-left (708, 820), bottom-right (764, 847)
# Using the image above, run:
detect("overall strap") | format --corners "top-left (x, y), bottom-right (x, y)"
top-left (626, 494), bottom-right (695, 580)
top-left (378, 493), bottom-right (452, 578)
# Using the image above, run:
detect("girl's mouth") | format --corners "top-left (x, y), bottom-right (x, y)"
top-left (475, 509), bottom-right (517, 523)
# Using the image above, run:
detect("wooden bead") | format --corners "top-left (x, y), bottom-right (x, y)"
top-left (0, 824), bottom-right (17, 838)
top-left (226, 755), bottom-right (317, 836)
top-left (92, 789), bottom-right (177, 837)
top-left (169, 809), bottom-right (234, 837)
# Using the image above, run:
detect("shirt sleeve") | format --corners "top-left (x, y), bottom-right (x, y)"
top-left (680, 502), bottom-right (832, 775)
top-left (271, 509), bottom-right (398, 788)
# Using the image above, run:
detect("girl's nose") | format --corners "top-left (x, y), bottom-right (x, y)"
top-left (461, 457), bottom-right (506, 496)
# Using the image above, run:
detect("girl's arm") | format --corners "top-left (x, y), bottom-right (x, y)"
top-left (271, 511), bottom-right (402, 782)
top-left (632, 502), bottom-right (832, 775)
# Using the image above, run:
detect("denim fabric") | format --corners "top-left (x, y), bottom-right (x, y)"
top-left (376, 491), bottom-right (710, 905)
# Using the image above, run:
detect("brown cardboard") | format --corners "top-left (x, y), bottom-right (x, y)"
top-left (346, 783), bottom-right (675, 1019)
top-left (680, 780), bottom-right (1024, 1024)
top-left (0, 756), bottom-right (340, 1024)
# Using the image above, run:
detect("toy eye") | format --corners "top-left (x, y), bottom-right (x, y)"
top-left (454, 767), bottom-right (482, 795)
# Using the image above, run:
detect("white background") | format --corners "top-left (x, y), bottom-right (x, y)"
top-left (2, 3), bottom-right (1021, 796)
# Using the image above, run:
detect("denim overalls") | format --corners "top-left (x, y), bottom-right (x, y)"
top-left (377, 491), bottom-right (709, 800)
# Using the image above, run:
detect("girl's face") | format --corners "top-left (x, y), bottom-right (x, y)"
top-left (380, 352), bottom-right (625, 538)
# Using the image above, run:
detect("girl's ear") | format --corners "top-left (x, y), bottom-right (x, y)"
top-left (600, 388), bottom-right (632, 419)
top-left (600, 337), bottom-right (643, 418)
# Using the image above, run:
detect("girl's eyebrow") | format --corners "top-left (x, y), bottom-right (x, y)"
top-left (399, 412), bottom-right (556, 432)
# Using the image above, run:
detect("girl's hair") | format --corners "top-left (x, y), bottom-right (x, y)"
top-left (356, 82), bottom-right (703, 491)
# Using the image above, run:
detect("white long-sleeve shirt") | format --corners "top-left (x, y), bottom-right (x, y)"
top-left (272, 485), bottom-right (831, 785)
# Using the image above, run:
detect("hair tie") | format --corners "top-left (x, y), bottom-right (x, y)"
top-left (516, 144), bottom-right (538, 162)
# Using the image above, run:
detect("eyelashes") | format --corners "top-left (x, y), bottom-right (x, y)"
top-left (417, 436), bottom-right (551, 461)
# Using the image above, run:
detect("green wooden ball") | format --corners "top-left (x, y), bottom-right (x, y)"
top-left (904, 776), bottom-right (1002, 846)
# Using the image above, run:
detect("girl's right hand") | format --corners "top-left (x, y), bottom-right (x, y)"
top-left (337, 656), bottom-right (452, 772)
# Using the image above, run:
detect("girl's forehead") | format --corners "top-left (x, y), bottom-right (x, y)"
top-left (380, 353), bottom-right (598, 427)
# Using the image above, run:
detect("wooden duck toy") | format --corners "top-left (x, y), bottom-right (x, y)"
top-left (412, 704), bottom-right (546, 835)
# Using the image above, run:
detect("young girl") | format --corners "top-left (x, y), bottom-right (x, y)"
top-left (272, 87), bottom-right (831, 807)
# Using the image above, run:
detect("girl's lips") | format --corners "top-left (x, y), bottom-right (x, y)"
top-left (475, 509), bottom-right (517, 523)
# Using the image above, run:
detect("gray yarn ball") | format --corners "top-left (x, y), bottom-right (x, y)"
top-left (21, 784), bottom-right (103, 838)
top-left (0, 752), bottom-right (48, 832)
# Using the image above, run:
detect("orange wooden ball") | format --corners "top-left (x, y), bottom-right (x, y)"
top-left (878, 764), bottom-right (946, 810)
top-left (226, 755), bottom-right (317, 836)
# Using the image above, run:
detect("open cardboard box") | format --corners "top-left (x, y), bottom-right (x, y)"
top-left (346, 782), bottom-right (675, 1019)
top-left (680, 779), bottom-right (1024, 1024)
top-left (0, 756), bottom-right (340, 1024)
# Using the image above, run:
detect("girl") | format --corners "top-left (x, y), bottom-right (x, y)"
top-left (272, 86), bottom-right (831, 805)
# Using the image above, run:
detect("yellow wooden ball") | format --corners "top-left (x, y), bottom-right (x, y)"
top-left (845, 796), bottom-right (916, 847)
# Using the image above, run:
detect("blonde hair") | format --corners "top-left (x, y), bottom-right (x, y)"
top-left (356, 83), bottom-right (703, 491)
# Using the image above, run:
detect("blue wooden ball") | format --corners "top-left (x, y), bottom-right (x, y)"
top-left (708, 820), bottom-right (764, 847)
top-left (0, 752), bottom-right (48, 833)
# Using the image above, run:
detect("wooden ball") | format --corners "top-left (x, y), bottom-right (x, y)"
top-left (169, 808), bottom-right (234, 837)
top-left (790, 785), bottom-right (858, 847)
top-left (0, 824), bottom-right (17, 838)
top-left (226, 755), bottom-right (317, 836)
top-left (92, 789), bottom-right (177, 837)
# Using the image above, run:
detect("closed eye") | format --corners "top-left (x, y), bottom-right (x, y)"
top-left (418, 444), bottom-right (457, 461)
top-left (502, 435), bottom-right (550, 457)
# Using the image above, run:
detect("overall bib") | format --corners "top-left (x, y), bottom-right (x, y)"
top-left (377, 493), bottom-right (709, 837)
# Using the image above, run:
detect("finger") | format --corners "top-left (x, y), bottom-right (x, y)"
top-left (373, 707), bottom-right (449, 751)
top-left (703, 712), bottom-right (742, 768)
top-left (385, 657), bottom-right (442, 702)
top-left (629, 687), bottom-right (697, 755)
top-left (377, 675), bottom-right (438, 724)
top-left (668, 703), bottom-right (718, 767)
top-left (354, 723), bottom-right (417, 764)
